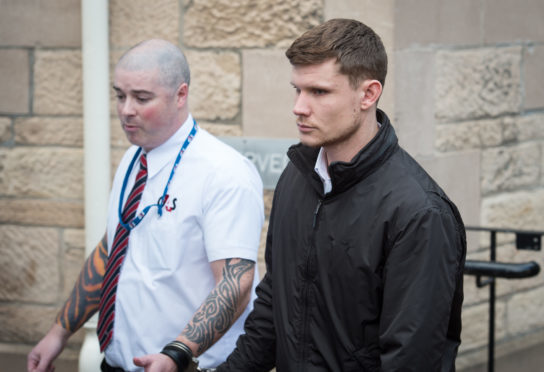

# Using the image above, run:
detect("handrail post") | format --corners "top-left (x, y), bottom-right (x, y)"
top-left (488, 230), bottom-right (496, 372)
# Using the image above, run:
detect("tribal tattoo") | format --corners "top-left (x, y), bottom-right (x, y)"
top-left (56, 235), bottom-right (108, 333)
top-left (182, 258), bottom-right (254, 354)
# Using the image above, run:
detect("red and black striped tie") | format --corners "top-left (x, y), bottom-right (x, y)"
top-left (97, 153), bottom-right (147, 351)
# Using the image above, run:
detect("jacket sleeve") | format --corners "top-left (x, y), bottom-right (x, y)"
top-left (379, 205), bottom-right (465, 371)
top-left (216, 196), bottom-right (278, 371)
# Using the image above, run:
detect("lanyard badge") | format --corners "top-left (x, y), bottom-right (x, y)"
top-left (118, 119), bottom-right (198, 231)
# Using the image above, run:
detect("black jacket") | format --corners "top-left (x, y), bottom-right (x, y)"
top-left (219, 110), bottom-right (466, 371)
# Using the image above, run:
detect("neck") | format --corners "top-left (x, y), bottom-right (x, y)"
top-left (166, 110), bottom-right (191, 139)
top-left (324, 114), bottom-right (379, 165)
top-left (177, 109), bottom-right (190, 129)
top-left (143, 110), bottom-right (190, 153)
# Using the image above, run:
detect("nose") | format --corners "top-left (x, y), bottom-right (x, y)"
top-left (119, 97), bottom-right (136, 117)
top-left (293, 92), bottom-right (311, 117)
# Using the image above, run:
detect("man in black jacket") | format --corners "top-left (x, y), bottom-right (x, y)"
top-left (218, 18), bottom-right (466, 371)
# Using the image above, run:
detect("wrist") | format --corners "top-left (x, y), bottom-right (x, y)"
top-left (160, 340), bottom-right (196, 372)
top-left (51, 322), bottom-right (72, 343)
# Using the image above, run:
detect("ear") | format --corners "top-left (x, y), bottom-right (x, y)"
top-left (360, 79), bottom-right (382, 110)
top-left (175, 82), bottom-right (189, 108)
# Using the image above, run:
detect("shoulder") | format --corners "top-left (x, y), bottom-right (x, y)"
top-left (194, 129), bottom-right (244, 160)
top-left (191, 129), bottom-right (263, 190)
top-left (376, 148), bottom-right (459, 224)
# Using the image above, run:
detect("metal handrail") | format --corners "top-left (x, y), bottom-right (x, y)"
top-left (464, 260), bottom-right (540, 280)
top-left (463, 226), bottom-right (543, 372)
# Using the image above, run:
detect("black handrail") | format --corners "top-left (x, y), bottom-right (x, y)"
top-left (463, 226), bottom-right (542, 372)
top-left (464, 260), bottom-right (540, 280)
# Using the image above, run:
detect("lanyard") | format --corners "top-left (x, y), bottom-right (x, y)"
top-left (118, 119), bottom-right (198, 231)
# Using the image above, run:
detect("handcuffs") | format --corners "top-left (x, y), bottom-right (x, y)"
top-left (187, 359), bottom-right (216, 372)
top-left (189, 359), bottom-right (216, 372)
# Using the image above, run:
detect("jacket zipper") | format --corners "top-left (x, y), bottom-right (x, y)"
top-left (300, 198), bottom-right (323, 370)
top-left (312, 199), bottom-right (322, 228)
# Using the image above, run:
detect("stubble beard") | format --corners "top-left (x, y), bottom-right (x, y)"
top-left (299, 115), bottom-right (363, 152)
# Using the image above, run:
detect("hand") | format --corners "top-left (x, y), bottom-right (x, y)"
top-left (27, 323), bottom-right (70, 372)
top-left (133, 353), bottom-right (178, 372)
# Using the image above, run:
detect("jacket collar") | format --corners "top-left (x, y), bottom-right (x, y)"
top-left (287, 109), bottom-right (399, 197)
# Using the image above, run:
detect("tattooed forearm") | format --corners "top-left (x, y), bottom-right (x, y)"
top-left (56, 234), bottom-right (108, 333)
top-left (182, 258), bottom-right (254, 354)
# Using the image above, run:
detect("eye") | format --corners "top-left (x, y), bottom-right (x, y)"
top-left (312, 88), bottom-right (328, 96)
top-left (136, 96), bottom-right (151, 103)
top-left (115, 93), bottom-right (125, 101)
top-left (292, 86), bottom-right (301, 95)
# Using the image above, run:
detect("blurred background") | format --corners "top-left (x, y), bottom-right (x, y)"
top-left (0, 0), bottom-right (543, 371)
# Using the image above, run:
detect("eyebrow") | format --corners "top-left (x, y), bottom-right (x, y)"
top-left (112, 86), bottom-right (154, 95)
top-left (290, 81), bottom-right (334, 91)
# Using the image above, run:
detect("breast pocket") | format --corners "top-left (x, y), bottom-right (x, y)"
top-left (130, 207), bottom-right (194, 272)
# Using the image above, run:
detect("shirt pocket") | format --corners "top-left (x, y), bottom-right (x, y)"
top-left (130, 209), bottom-right (188, 272)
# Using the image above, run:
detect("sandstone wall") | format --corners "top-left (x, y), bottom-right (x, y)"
top-left (0, 0), bottom-right (543, 370)
top-left (392, 0), bottom-right (544, 369)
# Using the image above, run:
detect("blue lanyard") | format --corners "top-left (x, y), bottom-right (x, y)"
top-left (118, 119), bottom-right (198, 231)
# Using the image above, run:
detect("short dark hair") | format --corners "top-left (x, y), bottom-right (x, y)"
top-left (285, 18), bottom-right (387, 89)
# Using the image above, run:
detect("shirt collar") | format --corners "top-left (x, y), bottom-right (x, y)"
top-left (312, 122), bottom-right (383, 195)
top-left (314, 147), bottom-right (332, 194)
top-left (144, 114), bottom-right (194, 179)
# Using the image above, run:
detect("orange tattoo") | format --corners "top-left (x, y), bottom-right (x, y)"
top-left (56, 235), bottom-right (109, 332)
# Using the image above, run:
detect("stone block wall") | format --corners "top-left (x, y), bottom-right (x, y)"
top-left (393, 0), bottom-right (544, 369)
top-left (0, 0), bottom-right (543, 370)
top-left (0, 1), bottom-right (87, 362)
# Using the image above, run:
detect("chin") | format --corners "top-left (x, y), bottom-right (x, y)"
top-left (299, 137), bottom-right (323, 148)
top-left (125, 136), bottom-right (146, 149)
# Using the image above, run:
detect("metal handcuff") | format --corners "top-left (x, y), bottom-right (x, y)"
top-left (188, 359), bottom-right (216, 372)
top-left (185, 357), bottom-right (216, 372)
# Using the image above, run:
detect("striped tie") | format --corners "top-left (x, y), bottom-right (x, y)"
top-left (97, 153), bottom-right (147, 351)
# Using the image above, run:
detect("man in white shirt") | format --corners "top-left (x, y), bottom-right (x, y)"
top-left (28, 39), bottom-right (264, 372)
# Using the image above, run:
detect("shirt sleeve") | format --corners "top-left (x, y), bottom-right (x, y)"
top-left (201, 158), bottom-right (264, 263)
